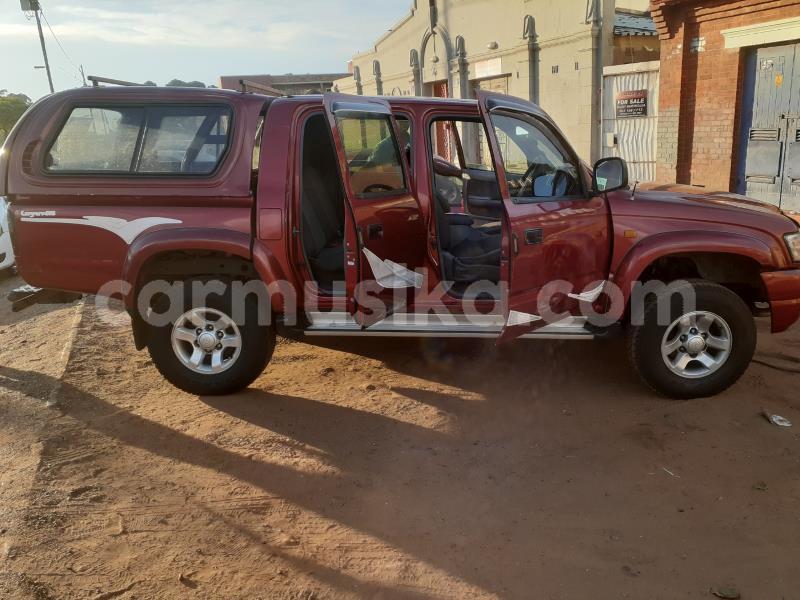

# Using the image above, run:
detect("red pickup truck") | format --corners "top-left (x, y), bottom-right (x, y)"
top-left (2, 86), bottom-right (799, 399)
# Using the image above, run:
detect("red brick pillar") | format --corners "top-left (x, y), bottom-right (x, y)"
top-left (654, 7), bottom-right (686, 185)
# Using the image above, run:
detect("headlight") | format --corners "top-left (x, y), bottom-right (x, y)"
top-left (785, 231), bottom-right (800, 262)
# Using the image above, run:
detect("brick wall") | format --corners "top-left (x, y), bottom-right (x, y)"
top-left (652, 0), bottom-right (800, 191)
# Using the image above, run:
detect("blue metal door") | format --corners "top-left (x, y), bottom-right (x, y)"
top-left (742, 43), bottom-right (800, 211)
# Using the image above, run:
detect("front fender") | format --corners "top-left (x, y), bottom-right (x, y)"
top-left (610, 230), bottom-right (783, 303)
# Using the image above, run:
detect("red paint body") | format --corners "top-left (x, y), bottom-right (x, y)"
top-left (2, 87), bottom-right (800, 336)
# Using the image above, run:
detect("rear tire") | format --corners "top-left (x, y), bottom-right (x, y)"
top-left (145, 282), bottom-right (275, 396)
top-left (627, 280), bottom-right (756, 399)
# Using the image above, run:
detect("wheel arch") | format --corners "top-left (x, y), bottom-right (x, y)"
top-left (122, 228), bottom-right (290, 350)
top-left (611, 231), bottom-right (778, 308)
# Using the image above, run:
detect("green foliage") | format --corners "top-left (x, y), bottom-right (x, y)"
top-left (0, 89), bottom-right (32, 137)
top-left (165, 79), bottom-right (207, 88)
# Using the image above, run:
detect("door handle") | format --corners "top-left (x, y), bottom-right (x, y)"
top-left (525, 228), bottom-right (544, 245)
top-left (367, 223), bottom-right (383, 240)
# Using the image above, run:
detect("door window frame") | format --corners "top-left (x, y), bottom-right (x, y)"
top-left (292, 107), bottom-right (351, 297)
top-left (391, 111), bottom-right (414, 174)
top-left (424, 114), bottom-right (498, 181)
top-left (331, 109), bottom-right (410, 200)
top-left (486, 108), bottom-right (588, 204)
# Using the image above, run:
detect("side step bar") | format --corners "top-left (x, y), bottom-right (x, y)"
top-left (303, 312), bottom-right (595, 340)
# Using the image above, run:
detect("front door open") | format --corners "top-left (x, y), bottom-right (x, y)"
top-left (322, 93), bottom-right (427, 326)
top-left (476, 92), bottom-right (611, 343)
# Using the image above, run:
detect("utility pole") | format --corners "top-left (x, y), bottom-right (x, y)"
top-left (21, 0), bottom-right (54, 94)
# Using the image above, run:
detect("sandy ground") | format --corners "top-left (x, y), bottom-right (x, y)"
top-left (0, 272), bottom-right (799, 599)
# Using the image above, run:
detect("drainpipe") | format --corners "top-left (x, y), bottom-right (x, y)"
top-left (373, 60), bottom-right (383, 96)
top-left (523, 15), bottom-right (539, 104)
top-left (590, 0), bottom-right (603, 164)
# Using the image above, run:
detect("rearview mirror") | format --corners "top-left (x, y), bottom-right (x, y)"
top-left (593, 157), bottom-right (629, 193)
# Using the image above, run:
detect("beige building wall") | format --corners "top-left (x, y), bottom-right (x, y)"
top-left (616, 0), bottom-right (651, 10)
top-left (334, 0), bottom-right (622, 161)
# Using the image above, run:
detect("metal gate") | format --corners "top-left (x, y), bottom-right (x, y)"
top-left (602, 62), bottom-right (659, 183)
top-left (741, 43), bottom-right (800, 211)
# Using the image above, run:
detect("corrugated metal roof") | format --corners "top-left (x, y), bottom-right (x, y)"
top-left (614, 11), bottom-right (657, 36)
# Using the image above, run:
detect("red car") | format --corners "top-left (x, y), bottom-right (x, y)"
top-left (2, 86), bottom-right (799, 398)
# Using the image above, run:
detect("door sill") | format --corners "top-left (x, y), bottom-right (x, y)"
top-left (304, 311), bottom-right (594, 339)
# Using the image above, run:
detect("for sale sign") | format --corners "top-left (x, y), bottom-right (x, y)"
top-left (615, 89), bottom-right (648, 118)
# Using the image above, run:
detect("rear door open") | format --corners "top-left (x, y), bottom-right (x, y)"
top-left (322, 93), bottom-right (427, 326)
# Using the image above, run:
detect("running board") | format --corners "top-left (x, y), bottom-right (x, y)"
top-left (303, 312), bottom-right (594, 339)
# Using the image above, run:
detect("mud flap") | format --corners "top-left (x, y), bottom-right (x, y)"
top-left (8, 285), bottom-right (82, 312)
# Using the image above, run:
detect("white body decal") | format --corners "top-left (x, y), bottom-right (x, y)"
top-left (506, 310), bottom-right (543, 327)
top-left (567, 281), bottom-right (606, 303)
top-left (20, 216), bottom-right (182, 244)
top-left (362, 248), bottom-right (423, 289)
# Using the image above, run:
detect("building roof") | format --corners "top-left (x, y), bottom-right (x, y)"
top-left (614, 9), bottom-right (657, 36)
top-left (219, 73), bottom-right (350, 90)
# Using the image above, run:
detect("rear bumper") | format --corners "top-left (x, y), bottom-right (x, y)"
top-left (761, 269), bottom-right (800, 333)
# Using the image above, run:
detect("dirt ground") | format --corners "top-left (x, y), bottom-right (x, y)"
top-left (0, 273), bottom-right (799, 600)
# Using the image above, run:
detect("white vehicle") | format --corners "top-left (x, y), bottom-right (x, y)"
top-left (0, 196), bottom-right (15, 272)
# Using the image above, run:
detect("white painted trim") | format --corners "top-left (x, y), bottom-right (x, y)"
top-left (20, 215), bottom-right (182, 244)
top-left (602, 60), bottom-right (660, 76)
top-left (722, 16), bottom-right (800, 49)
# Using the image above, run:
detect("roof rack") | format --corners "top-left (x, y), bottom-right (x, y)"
top-left (238, 79), bottom-right (285, 97)
top-left (88, 75), bottom-right (148, 87)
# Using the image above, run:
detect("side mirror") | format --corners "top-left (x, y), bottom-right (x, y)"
top-left (592, 157), bottom-right (629, 193)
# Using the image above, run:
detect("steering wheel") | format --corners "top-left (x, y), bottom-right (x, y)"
top-left (546, 168), bottom-right (571, 197)
top-left (516, 164), bottom-right (572, 198)
top-left (362, 183), bottom-right (395, 194)
top-left (515, 162), bottom-right (545, 196)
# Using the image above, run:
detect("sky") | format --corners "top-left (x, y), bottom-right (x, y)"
top-left (0, 0), bottom-right (412, 100)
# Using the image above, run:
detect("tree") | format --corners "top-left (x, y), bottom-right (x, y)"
top-left (165, 79), bottom-right (207, 88)
top-left (0, 90), bottom-right (32, 139)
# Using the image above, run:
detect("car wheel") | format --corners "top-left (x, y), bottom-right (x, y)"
top-left (627, 280), bottom-right (756, 399)
top-left (146, 284), bottom-right (275, 396)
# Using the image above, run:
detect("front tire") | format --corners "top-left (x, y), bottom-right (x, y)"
top-left (627, 280), bottom-right (756, 399)
top-left (145, 286), bottom-right (275, 396)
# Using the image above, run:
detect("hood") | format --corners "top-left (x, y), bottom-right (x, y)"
top-left (609, 184), bottom-right (798, 236)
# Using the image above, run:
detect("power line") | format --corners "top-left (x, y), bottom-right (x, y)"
top-left (39, 6), bottom-right (78, 70)
top-left (39, 3), bottom-right (85, 86)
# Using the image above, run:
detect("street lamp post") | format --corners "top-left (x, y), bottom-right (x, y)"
top-left (20, 0), bottom-right (54, 94)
